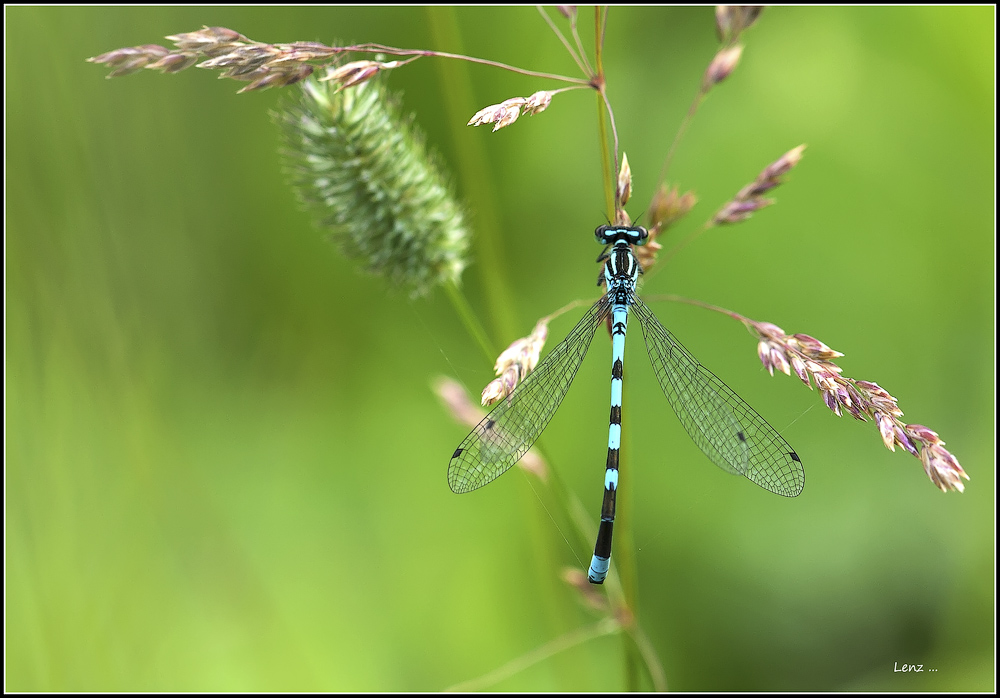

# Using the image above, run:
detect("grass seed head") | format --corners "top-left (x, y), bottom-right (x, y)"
top-left (745, 316), bottom-right (969, 492)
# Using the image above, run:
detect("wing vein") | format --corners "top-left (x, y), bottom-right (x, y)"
top-left (447, 295), bottom-right (612, 493)
top-left (632, 294), bottom-right (804, 497)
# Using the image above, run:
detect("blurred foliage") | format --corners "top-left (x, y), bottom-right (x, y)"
top-left (6, 5), bottom-right (994, 691)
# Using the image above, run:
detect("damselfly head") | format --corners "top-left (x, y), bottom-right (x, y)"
top-left (594, 224), bottom-right (649, 246)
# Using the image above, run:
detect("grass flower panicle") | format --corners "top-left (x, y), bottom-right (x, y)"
top-left (750, 317), bottom-right (969, 492)
top-left (86, 44), bottom-right (173, 77)
top-left (713, 144), bottom-right (806, 225)
top-left (649, 184), bottom-right (698, 237)
top-left (481, 319), bottom-right (550, 404)
top-left (648, 295), bottom-right (970, 494)
top-left (88, 26), bottom-right (338, 92)
top-left (655, 6), bottom-right (763, 194)
top-left (635, 184), bottom-right (698, 273)
top-left (467, 90), bottom-right (558, 132)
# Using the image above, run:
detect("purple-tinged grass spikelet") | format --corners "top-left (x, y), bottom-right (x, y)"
top-left (89, 26), bottom-right (338, 93)
top-left (703, 44), bottom-right (743, 88)
top-left (635, 184), bottom-right (696, 273)
top-left (748, 318), bottom-right (969, 492)
top-left (468, 90), bottom-right (561, 132)
top-left (523, 90), bottom-right (553, 115)
top-left (556, 6), bottom-right (578, 21)
top-left (87, 44), bottom-right (171, 77)
top-left (715, 6), bottom-right (764, 45)
top-left (712, 145), bottom-right (805, 225)
top-left (320, 59), bottom-right (412, 90)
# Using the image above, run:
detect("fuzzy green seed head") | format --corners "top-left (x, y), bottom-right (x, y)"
top-left (276, 77), bottom-right (470, 297)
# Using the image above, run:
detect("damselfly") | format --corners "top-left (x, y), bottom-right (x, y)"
top-left (448, 224), bottom-right (804, 584)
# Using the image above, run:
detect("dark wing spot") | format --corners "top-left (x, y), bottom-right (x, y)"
top-left (790, 451), bottom-right (801, 462)
top-left (737, 431), bottom-right (746, 442)
top-left (485, 419), bottom-right (495, 431)
top-left (452, 448), bottom-right (463, 459)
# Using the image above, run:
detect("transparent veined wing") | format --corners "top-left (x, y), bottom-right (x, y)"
top-left (631, 294), bottom-right (804, 497)
top-left (448, 295), bottom-right (612, 493)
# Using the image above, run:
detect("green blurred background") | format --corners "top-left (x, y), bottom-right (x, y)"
top-left (6, 6), bottom-right (994, 691)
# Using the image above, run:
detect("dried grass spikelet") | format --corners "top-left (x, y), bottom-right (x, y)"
top-left (713, 145), bottom-right (805, 225)
top-left (320, 59), bottom-right (414, 90)
top-left (749, 318), bottom-right (969, 492)
top-left (276, 76), bottom-right (470, 296)
top-left (637, 184), bottom-right (697, 272)
top-left (715, 6), bottom-right (764, 45)
top-left (88, 26), bottom-right (336, 93)
top-left (696, 7), bottom-right (762, 94)
top-left (703, 44), bottom-right (744, 88)
top-left (556, 6), bottom-right (578, 21)
top-left (87, 44), bottom-right (174, 77)
top-left (649, 184), bottom-right (698, 236)
top-left (480, 319), bottom-right (550, 405)
top-left (616, 153), bottom-right (632, 209)
top-left (471, 298), bottom-right (590, 409)
top-left (468, 90), bottom-right (554, 132)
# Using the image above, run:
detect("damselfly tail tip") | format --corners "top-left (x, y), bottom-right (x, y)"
top-left (587, 555), bottom-right (610, 585)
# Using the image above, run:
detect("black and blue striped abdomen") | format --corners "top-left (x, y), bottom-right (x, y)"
top-left (588, 235), bottom-right (642, 583)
